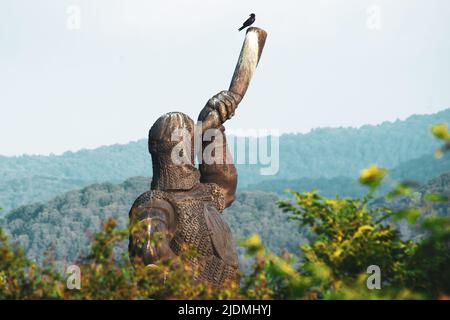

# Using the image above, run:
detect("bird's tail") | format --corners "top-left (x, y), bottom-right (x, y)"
top-left (238, 26), bottom-right (245, 32)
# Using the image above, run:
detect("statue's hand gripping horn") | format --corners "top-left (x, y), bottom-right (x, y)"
top-left (200, 27), bottom-right (267, 132)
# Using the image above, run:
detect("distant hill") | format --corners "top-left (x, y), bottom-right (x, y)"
top-left (0, 109), bottom-right (449, 213)
top-left (246, 153), bottom-right (450, 197)
top-left (1, 170), bottom-right (449, 271)
top-left (245, 176), bottom-right (367, 198)
top-left (390, 152), bottom-right (450, 182)
top-left (0, 176), bottom-right (94, 216)
top-left (0, 177), bottom-right (306, 271)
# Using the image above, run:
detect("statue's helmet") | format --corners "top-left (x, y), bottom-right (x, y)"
top-left (148, 112), bottom-right (200, 190)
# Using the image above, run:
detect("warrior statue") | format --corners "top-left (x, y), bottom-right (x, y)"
top-left (128, 27), bottom-right (267, 287)
top-left (129, 90), bottom-right (242, 286)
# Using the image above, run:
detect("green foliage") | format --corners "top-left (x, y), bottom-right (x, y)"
top-left (0, 227), bottom-right (65, 299)
top-left (405, 215), bottom-right (450, 297)
top-left (1, 171), bottom-right (449, 277)
top-left (392, 208), bottom-right (421, 224)
top-left (0, 218), bottom-right (241, 300)
top-left (239, 166), bottom-right (450, 300)
top-left (278, 190), bottom-right (415, 289)
top-left (1, 117), bottom-right (450, 299)
top-left (0, 166), bottom-right (449, 299)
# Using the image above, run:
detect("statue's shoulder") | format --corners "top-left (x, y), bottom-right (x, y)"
top-left (129, 190), bottom-right (176, 231)
top-left (130, 190), bottom-right (173, 213)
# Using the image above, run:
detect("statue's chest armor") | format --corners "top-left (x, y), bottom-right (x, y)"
top-left (170, 189), bottom-right (216, 258)
top-left (166, 184), bottom-right (238, 268)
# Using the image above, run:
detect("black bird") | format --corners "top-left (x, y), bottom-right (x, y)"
top-left (238, 13), bottom-right (256, 31)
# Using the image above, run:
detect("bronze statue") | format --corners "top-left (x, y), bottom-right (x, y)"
top-left (128, 27), bottom-right (267, 287)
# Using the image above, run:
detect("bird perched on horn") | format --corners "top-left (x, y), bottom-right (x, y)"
top-left (238, 13), bottom-right (256, 31)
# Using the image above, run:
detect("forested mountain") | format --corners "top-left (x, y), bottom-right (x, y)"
top-left (0, 176), bottom-right (94, 217)
top-left (245, 176), bottom-right (367, 198)
top-left (1, 170), bottom-right (449, 272)
top-left (246, 153), bottom-right (450, 197)
top-left (235, 109), bottom-right (449, 185)
top-left (390, 152), bottom-right (450, 182)
top-left (0, 108), bottom-right (448, 213)
top-left (0, 177), bottom-right (305, 270)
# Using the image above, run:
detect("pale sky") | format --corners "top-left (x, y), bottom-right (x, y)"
top-left (1, 0), bottom-right (449, 156)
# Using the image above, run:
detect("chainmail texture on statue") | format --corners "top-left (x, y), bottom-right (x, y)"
top-left (148, 112), bottom-right (200, 191)
top-left (132, 183), bottom-right (238, 286)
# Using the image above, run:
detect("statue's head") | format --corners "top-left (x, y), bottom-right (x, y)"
top-left (148, 112), bottom-right (200, 191)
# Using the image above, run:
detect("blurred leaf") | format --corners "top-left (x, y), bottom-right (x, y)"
top-left (353, 225), bottom-right (375, 238)
top-left (435, 148), bottom-right (444, 159)
top-left (386, 182), bottom-right (416, 200)
top-left (431, 123), bottom-right (450, 141)
top-left (424, 193), bottom-right (449, 202)
top-left (393, 208), bottom-right (421, 224)
top-left (239, 234), bottom-right (265, 257)
top-left (359, 165), bottom-right (387, 189)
